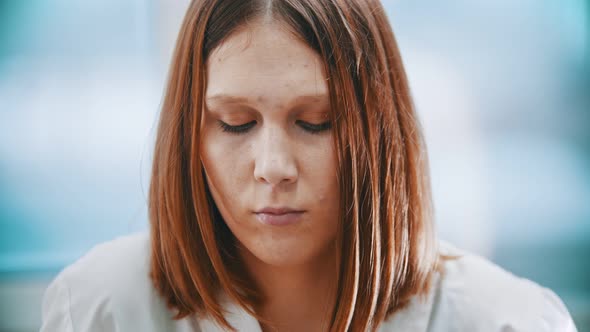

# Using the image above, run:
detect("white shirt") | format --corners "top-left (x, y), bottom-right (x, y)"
top-left (40, 232), bottom-right (578, 331)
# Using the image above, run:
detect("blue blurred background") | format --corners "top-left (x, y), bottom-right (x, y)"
top-left (0, 0), bottom-right (588, 330)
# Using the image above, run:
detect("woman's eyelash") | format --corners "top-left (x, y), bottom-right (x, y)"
top-left (296, 120), bottom-right (332, 134)
top-left (216, 120), bottom-right (332, 135)
top-left (217, 120), bottom-right (256, 134)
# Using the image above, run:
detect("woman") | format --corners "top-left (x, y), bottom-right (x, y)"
top-left (40, 0), bottom-right (577, 331)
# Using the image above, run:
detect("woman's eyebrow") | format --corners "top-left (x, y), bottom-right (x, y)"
top-left (205, 93), bottom-right (329, 106)
top-left (206, 94), bottom-right (249, 105)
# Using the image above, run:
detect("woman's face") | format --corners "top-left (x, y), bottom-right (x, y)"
top-left (200, 21), bottom-right (340, 268)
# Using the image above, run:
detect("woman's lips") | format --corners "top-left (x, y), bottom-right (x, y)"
top-left (255, 211), bottom-right (304, 226)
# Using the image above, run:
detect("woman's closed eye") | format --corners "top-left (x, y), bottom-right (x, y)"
top-left (216, 120), bottom-right (332, 135)
top-left (217, 120), bottom-right (257, 134)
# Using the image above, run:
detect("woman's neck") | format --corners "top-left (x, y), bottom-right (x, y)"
top-left (240, 244), bottom-right (338, 332)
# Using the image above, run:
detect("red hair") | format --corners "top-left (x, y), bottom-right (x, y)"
top-left (149, 0), bottom-right (439, 330)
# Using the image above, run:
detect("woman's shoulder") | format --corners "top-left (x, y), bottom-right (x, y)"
top-left (380, 241), bottom-right (576, 332)
top-left (382, 241), bottom-right (577, 331)
top-left (40, 232), bottom-right (196, 332)
top-left (50, 232), bottom-right (152, 299)
top-left (435, 241), bottom-right (576, 331)
top-left (60, 231), bottom-right (150, 281)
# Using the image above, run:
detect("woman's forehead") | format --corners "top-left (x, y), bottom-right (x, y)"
top-left (208, 19), bottom-right (301, 63)
top-left (205, 21), bottom-right (329, 111)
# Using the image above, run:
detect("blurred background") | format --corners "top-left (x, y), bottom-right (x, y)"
top-left (0, 0), bottom-right (588, 330)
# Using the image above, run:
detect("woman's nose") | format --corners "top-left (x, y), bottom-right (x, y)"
top-left (253, 126), bottom-right (298, 187)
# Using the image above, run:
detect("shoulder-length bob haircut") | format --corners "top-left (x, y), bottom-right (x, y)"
top-left (149, 0), bottom-right (439, 331)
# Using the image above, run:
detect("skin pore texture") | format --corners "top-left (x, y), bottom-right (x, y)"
top-left (199, 20), bottom-right (340, 332)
